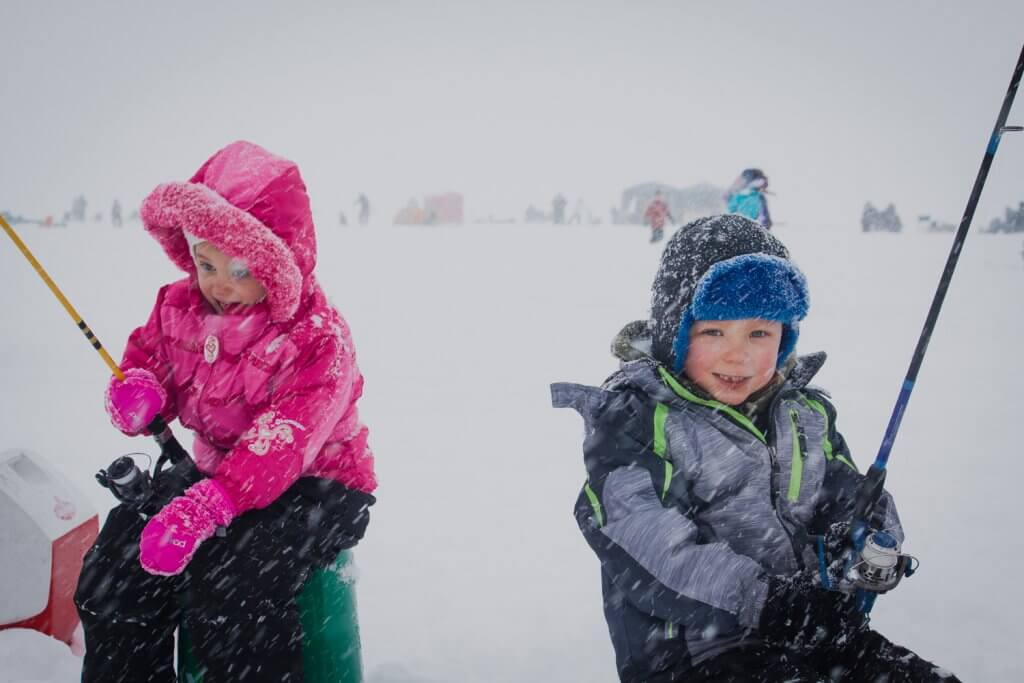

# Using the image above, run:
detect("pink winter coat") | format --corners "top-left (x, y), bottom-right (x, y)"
top-left (124, 141), bottom-right (376, 515)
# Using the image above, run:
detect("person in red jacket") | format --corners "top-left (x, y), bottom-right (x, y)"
top-left (643, 190), bottom-right (674, 243)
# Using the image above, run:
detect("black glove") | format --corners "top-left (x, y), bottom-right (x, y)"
top-left (815, 521), bottom-right (855, 591)
top-left (760, 572), bottom-right (867, 649)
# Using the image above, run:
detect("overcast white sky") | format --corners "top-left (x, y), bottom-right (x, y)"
top-left (3, 1), bottom-right (1022, 228)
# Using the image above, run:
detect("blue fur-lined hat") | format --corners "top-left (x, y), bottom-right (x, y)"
top-left (650, 214), bottom-right (809, 374)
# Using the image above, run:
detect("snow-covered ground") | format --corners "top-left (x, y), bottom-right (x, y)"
top-left (1, 219), bottom-right (1022, 682)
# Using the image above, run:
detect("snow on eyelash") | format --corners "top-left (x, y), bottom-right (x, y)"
top-left (228, 259), bottom-right (251, 279)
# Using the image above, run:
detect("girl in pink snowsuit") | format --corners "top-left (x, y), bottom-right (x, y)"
top-left (75, 141), bottom-right (377, 682)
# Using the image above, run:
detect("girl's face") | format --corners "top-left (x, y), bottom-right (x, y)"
top-left (193, 241), bottom-right (267, 314)
top-left (683, 318), bottom-right (782, 405)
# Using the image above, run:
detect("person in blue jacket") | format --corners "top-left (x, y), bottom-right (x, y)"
top-left (724, 168), bottom-right (772, 230)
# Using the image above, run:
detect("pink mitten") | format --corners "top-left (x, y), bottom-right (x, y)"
top-left (139, 479), bottom-right (237, 576)
top-left (105, 368), bottom-right (166, 436)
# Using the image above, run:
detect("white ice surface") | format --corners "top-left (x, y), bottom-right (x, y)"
top-left (0, 629), bottom-right (81, 683)
top-left (1, 221), bottom-right (1022, 681)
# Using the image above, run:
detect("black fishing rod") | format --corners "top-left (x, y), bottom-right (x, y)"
top-left (847, 44), bottom-right (1024, 613)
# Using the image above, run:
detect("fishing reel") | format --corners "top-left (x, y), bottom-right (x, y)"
top-left (95, 415), bottom-right (201, 517)
top-left (96, 453), bottom-right (157, 513)
top-left (96, 450), bottom-right (201, 518)
top-left (843, 530), bottom-right (917, 594)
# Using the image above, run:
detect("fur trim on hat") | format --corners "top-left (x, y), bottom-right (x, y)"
top-left (141, 181), bottom-right (302, 322)
top-left (670, 253), bottom-right (809, 372)
top-left (182, 229), bottom-right (206, 256)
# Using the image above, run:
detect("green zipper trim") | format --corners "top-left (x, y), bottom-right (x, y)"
top-left (661, 459), bottom-right (673, 502)
top-left (835, 453), bottom-right (858, 471)
top-left (665, 621), bottom-right (675, 639)
top-left (800, 398), bottom-right (833, 460)
top-left (657, 367), bottom-right (766, 443)
top-left (584, 481), bottom-right (604, 527)
top-left (787, 409), bottom-right (804, 502)
top-left (802, 397), bottom-right (857, 472)
top-left (653, 402), bottom-right (673, 501)
top-left (653, 403), bottom-right (668, 456)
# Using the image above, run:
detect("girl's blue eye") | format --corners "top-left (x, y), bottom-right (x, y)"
top-left (198, 261), bottom-right (215, 273)
top-left (700, 328), bottom-right (722, 336)
top-left (751, 330), bottom-right (771, 338)
top-left (229, 262), bottom-right (251, 280)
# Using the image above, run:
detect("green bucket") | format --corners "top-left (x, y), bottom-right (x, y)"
top-left (177, 550), bottom-right (363, 682)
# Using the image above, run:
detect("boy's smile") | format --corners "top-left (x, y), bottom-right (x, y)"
top-left (683, 319), bottom-right (782, 406)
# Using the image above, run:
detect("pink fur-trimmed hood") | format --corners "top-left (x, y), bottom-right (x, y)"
top-left (140, 141), bottom-right (317, 322)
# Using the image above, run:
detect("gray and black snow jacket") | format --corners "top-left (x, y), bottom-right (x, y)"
top-left (553, 354), bottom-right (902, 682)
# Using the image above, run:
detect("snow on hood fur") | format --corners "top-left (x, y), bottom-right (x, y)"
top-left (140, 141), bottom-right (316, 322)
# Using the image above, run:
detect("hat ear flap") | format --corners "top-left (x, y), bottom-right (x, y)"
top-left (671, 309), bottom-right (695, 374)
top-left (777, 322), bottom-right (799, 369)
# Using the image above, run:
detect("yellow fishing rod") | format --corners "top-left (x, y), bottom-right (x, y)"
top-left (2, 212), bottom-right (192, 492)
top-left (1, 214), bottom-right (125, 381)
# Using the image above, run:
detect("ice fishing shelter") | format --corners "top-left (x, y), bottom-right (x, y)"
top-left (393, 199), bottom-right (427, 225)
top-left (617, 182), bottom-right (725, 224)
top-left (424, 192), bottom-right (463, 224)
top-left (393, 192), bottom-right (464, 225)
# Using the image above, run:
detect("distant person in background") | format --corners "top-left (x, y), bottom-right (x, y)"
top-left (568, 198), bottom-right (585, 224)
top-left (525, 205), bottom-right (547, 223)
top-left (552, 193), bottom-right (568, 224)
top-left (71, 195), bottom-right (88, 222)
top-left (355, 193), bottom-right (370, 225)
top-left (862, 202), bottom-right (879, 232)
top-left (339, 210), bottom-right (348, 226)
top-left (111, 199), bottom-right (122, 227)
top-left (862, 203), bottom-right (902, 233)
top-left (643, 189), bottom-right (674, 243)
top-left (724, 168), bottom-right (772, 230)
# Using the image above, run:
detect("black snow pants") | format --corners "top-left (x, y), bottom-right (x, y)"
top-left (679, 628), bottom-right (962, 682)
top-left (75, 476), bottom-right (374, 683)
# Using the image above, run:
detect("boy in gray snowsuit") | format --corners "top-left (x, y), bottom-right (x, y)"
top-left (553, 215), bottom-right (960, 682)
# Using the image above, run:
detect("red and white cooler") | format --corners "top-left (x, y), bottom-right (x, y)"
top-left (0, 449), bottom-right (98, 644)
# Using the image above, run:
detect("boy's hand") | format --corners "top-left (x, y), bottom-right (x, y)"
top-left (815, 522), bottom-right (913, 594)
top-left (760, 572), bottom-right (866, 649)
top-left (139, 479), bottom-right (237, 576)
top-left (815, 521), bottom-right (857, 592)
top-left (105, 368), bottom-right (166, 436)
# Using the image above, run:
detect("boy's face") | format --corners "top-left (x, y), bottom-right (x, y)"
top-left (683, 319), bottom-right (783, 405)
top-left (194, 241), bottom-right (267, 314)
